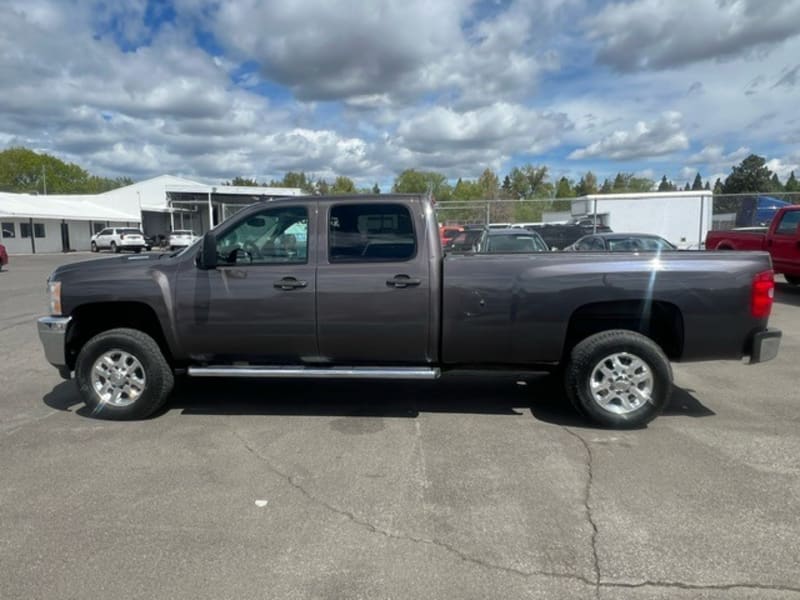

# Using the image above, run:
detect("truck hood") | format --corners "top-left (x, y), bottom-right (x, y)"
top-left (50, 253), bottom-right (176, 281)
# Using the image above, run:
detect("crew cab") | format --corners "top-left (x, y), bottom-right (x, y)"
top-left (706, 205), bottom-right (800, 285)
top-left (38, 194), bottom-right (781, 428)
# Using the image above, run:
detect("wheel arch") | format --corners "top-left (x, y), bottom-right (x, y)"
top-left (563, 299), bottom-right (684, 361)
top-left (66, 301), bottom-right (173, 370)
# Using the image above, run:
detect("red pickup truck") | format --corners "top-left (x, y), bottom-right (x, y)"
top-left (706, 205), bottom-right (800, 285)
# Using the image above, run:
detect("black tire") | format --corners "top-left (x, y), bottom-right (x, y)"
top-left (75, 328), bottom-right (174, 420)
top-left (565, 329), bottom-right (672, 429)
top-left (134, 247), bottom-right (142, 254)
top-left (91, 241), bottom-right (98, 253)
top-left (785, 275), bottom-right (800, 286)
top-left (110, 241), bottom-right (119, 253)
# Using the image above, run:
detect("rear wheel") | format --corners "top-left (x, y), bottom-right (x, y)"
top-left (110, 241), bottom-right (119, 253)
top-left (75, 328), bottom-right (174, 420)
top-left (565, 330), bottom-right (672, 428)
top-left (785, 275), bottom-right (800, 286)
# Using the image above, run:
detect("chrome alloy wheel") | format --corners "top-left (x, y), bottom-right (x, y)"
top-left (589, 352), bottom-right (653, 415)
top-left (90, 349), bottom-right (147, 407)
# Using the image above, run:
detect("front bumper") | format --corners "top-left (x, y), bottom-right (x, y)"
top-left (749, 328), bottom-right (782, 364)
top-left (37, 316), bottom-right (72, 376)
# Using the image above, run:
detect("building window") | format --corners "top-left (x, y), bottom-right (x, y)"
top-left (93, 222), bottom-right (106, 234)
top-left (1, 222), bottom-right (14, 238)
top-left (34, 223), bottom-right (46, 238)
top-left (20, 223), bottom-right (31, 238)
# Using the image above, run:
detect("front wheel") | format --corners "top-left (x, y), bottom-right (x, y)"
top-left (565, 330), bottom-right (672, 429)
top-left (784, 275), bottom-right (800, 286)
top-left (75, 328), bottom-right (174, 420)
top-left (90, 241), bottom-right (98, 252)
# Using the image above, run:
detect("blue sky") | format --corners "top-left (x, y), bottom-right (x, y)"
top-left (1, 0), bottom-right (799, 189)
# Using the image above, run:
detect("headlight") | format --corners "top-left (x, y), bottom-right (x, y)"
top-left (48, 281), bottom-right (62, 316)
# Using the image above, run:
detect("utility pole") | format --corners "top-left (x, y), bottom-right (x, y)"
top-left (42, 164), bottom-right (47, 195)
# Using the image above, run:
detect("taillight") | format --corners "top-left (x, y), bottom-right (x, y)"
top-left (751, 270), bottom-right (774, 318)
top-left (120, 234), bottom-right (126, 239)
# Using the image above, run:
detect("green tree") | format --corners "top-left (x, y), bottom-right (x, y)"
top-left (658, 175), bottom-right (675, 192)
top-left (575, 171), bottom-right (598, 196)
top-left (452, 178), bottom-right (483, 201)
top-left (477, 168), bottom-right (500, 199)
top-left (722, 154), bottom-right (774, 193)
top-left (691, 172), bottom-right (703, 191)
top-left (785, 171), bottom-right (799, 192)
top-left (683, 182), bottom-right (691, 191)
top-left (505, 164), bottom-right (549, 198)
top-left (371, 183), bottom-right (381, 194)
top-left (704, 181), bottom-right (711, 191)
top-left (600, 178), bottom-right (613, 193)
top-left (0, 147), bottom-right (130, 194)
top-left (331, 176), bottom-right (357, 194)
top-left (769, 173), bottom-right (783, 192)
top-left (555, 176), bottom-right (575, 198)
top-left (273, 171), bottom-right (315, 194)
top-left (224, 176), bottom-right (259, 186)
top-left (392, 169), bottom-right (451, 200)
top-left (501, 175), bottom-right (512, 198)
top-left (315, 178), bottom-right (330, 195)
top-left (713, 178), bottom-right (724, 194)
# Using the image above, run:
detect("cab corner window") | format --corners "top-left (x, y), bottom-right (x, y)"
top-left (775, 211), bottom-right (800, 236)
top-left (216, 206), bottom-right (308, 265)
top-left (329, 203), bottom-right (416, 263)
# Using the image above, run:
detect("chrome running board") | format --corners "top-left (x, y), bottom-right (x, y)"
top-left (187, 365), bottom-right (441, 380)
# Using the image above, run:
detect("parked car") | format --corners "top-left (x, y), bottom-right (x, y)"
top-left (525, 224), bottom-right (599, 250)
top-left (90, 228), bottom-right (146, 253)
top-left (445, 226), bottom-right (485, 252)
top-left (37, 194), bottom-right (781, 429)
top-left (168, 230), bottom-right (198, 250)
top-left (439, 225), bottom-right (464, 249)
top-left (706, 205), bottom-right (800, 285)
top-left (477, 228), bottom-right (549, 253)
top-left (565, 233), bottom-right (677, 252)
top-left (0, 243), bottom-right (7, 271)
top-left (143, 234), bottom-right (156, 251)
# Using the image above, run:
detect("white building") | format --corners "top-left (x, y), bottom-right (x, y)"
top-left (564, 191), bottom-right (714, 249)
top-left (0, 175), bottom-right (303, 254)
top-left (0, 192), bottom-right (141, 253)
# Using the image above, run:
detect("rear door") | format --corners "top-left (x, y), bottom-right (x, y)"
top-left (316, 199), bottom-right (432, 364)
top-left (769, 209), bottom-right (800, 274)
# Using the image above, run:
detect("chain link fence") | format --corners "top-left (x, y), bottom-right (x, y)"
top-left (434, 192), bottom-right (800, 249)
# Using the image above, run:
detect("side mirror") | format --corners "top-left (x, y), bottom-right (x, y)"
top-left (199, 232), bottom-right (217, 269)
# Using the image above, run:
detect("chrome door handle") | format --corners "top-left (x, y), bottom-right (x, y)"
top-left (274, 277), bottom-right (308, 290)
top-left (386, 275), bottom-right (421, 288)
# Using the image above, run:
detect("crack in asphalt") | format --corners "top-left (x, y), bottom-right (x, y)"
top-left (229, 428), bottom-right (595, 588)
top-left (562, 426), bottom-right (601, 597)
top-left (230, 427), bottom-right (800, 596)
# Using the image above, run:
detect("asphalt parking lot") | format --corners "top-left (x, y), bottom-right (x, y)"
top-left (2, 253), bottom-right (799, 599)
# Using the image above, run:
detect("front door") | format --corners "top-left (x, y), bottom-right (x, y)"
top-left (769, 210), bottom-right (800, 275)
top-left (175, 204), bottom-right (318, 363)
top-left (60, 222), bottom-right (71, 252)
top-left (316, 200), bottom-right (432, 364)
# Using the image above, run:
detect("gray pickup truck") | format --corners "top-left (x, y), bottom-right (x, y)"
top-left (38, 194), bottom-right (781, 428)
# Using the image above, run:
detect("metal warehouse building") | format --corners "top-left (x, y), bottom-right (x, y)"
top-left (0, 175), bottom-right (303, 254)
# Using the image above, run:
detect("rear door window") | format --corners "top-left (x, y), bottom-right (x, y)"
top-left (775, 210), bottom-right (800, 236)
top-left (329, 203), bottom-right (416, 262)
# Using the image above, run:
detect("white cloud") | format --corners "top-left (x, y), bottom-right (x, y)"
top-left (568, 112), bottom-right (689, 160)
top-left (587, 0), bottom-right (800, 72)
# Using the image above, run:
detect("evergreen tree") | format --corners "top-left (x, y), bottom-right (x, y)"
top-left (722, 154), bottom-right (773, 193)
top-left (371, 183), bottom-right (380, 194)
top-left (658, 175), bottom-right (675, 192)
top-left (691, 172), bottom-right (703, 191)
top-left (785, 171), bottom-right (799, 192)
top-left (769, 173), bottom-right (783, 192)
top-left (600, 178), bottom-right (613, 193)
top-left (713, 178), bottom-right (724, 194)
